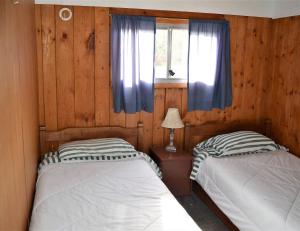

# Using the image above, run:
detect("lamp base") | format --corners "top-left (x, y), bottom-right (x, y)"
top-left (165, 145), bottom-right (176, 152)
top-left (165, 128), bottom-right (177, 152)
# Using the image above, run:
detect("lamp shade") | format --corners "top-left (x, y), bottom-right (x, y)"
top-left (161, 108), bottom-right (184, 129)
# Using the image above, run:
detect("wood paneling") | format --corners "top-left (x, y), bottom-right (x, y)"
top-left (140, 111), bottom-right (153, 153)
top-left (35, 5), bottom-right (45, 125)
top-left (153, 89), bottom-right (165, 147)
top-left (95, 8), bottom-right (110, 126)
top-left (36, 5), bottom-right (273, 153)
top-left (56, 5), bottom-right (75, 129)
top-left (74, 7), bottom-right (95, 127)
top-left (267, 16), bottom-right (300, 157)
top-left (17, 0), bottom-right (40, 218)
top-left (40, 125), bottom-right (143, 154)
top-left (0, 0), bottom-right (39, 230)
top-left (41, 5), bottom-right (57, 131)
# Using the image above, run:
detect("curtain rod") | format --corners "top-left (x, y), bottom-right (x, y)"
top-left (108, 14), bottom-right (225, 21)
top-left (108, 13), bottom-right (225, 21)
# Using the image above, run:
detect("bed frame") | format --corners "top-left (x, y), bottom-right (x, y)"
top-left (39, 122), bottom-right (144, 154)
top-left (184, 119), bottom-right (272, 231)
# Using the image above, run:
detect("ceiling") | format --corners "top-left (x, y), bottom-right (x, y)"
top-left (35, 0), bottom-right (300, 19)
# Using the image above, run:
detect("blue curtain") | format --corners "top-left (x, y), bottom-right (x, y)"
top-left (188, 20), bottom-right (232, 111)
top-left (111, 15), bottom-right (156, 113)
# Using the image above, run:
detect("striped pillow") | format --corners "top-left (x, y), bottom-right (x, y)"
top-left (58, 138), bottom-right (136, 160)
top-left (190, 131), bottom-right (285, 180)
top-left (197, 131), bottom-right (280, 157)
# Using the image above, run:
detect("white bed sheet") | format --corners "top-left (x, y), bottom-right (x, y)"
top-left (30, 159), bottom-right (201, 231)
top-left (195, 150), bottom-right (300, 231)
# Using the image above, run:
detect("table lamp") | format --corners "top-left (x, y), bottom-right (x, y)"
top-left (161, 108), bottom-right (184, 152)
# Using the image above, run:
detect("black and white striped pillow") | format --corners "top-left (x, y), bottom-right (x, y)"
top-left (39, 151), bottom-right (162, 178)
top-left (190, 131), bottom-right (285, 180)
top-left (58, 138), bottom-right (136, 160)
top-left (197, 131), bottom-right (281, 157)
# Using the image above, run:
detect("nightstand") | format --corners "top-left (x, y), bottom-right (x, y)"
top-left (149, 147), bottom-right (193, 196)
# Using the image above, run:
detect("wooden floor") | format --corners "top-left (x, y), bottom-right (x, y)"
top-left (177, 192), bottom-right (229, 231)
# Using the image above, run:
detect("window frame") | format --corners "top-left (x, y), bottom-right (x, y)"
top-left (155, 22), bottom-right (189, 84)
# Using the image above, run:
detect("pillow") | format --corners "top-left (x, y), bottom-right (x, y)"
top-left (58, 138), bottom-right (136, 160)
top-left (196, 131), bottom-right (282, 157)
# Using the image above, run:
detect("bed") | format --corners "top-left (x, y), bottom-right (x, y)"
top-left (185, 120), bottom-right (300, 231)
top-left (30, 123), bottom-right (201, 231)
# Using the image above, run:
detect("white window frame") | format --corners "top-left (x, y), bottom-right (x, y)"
top-left (155, 23), bottom-right (188, 83)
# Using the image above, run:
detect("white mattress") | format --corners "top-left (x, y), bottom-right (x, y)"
top-left (30, 159), bottom-right (201, 231)
top-left (195, 150), bottom-right (300, 231)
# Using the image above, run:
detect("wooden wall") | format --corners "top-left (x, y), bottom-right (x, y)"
top-left (267, 16), bottom-right (300, 156)
top-left (0, 0), bottom-right (39, 230)
top-left (36, 5), bottom-right (272, 152)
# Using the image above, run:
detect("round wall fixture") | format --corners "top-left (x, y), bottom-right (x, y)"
top-left (59, 8), bottom-right (72, 21)
top-left (12, 0), bottom-right (20, 4)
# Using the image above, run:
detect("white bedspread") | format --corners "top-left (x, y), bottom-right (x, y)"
top-left (30, 159), bottom-right (201, 231)
top-left (195, 150), bottom-right (300, 231)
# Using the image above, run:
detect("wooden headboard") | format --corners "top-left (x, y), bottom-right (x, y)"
top-left (39, 122), bottom-right (144, 154)
top-left (184, 119), bottom-right (272, 152)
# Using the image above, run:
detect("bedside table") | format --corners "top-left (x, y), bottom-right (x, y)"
top-left (149, 147), bottom-right (193, 196)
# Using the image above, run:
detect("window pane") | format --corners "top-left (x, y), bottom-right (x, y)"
top-left (170, 28), bottom-right (188, 79)
top-left (155, 28), bottom-right (168, 78)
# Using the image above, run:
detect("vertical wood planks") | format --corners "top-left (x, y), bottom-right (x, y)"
top-left (140, 111), bottom-right (153, 152)
top-left (55, 5), bottom-right (75, 129)
top-left (289, 18), bottom-right (300, 154)
top-left (273, 19), bottom-right (290, 132)
top-left (288, 18), bottom-right (300, 136)
top-left (74, 6), bottom-right (95, 127)
top-left (278, 19), bottom-right (297, 129)
top-left (267, 16), bottom-right (300, 156)
top-left (268, 19), bottom-right (283, 134)
top-left (239, 17), bottom-right (259, 121)
top-left (153, 89), bottom-right (165, 147)
top-left (225, 15), bottom-right (247, 121)
top-left (126, 113), bottom-right (139, 128)
top-left (35, 5), bottom-right (45, 126)
top-left (255, 18), bottom-right (273, 122)
top-left (95, 7), bottom-right (110, 126)
top-left (0, 0), bottom-right (39, 229)
top-left (16, 0), bottom-right (40, 215)
top-left (0, 2), bottom-right (28, 228)
top-left (41, 5), bottom-right (57, 130)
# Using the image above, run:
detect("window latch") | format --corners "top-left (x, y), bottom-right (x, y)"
top-left (168, 69), bottom-right (175, 77)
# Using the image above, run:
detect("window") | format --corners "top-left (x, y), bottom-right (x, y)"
top-left (155, 22), bottom-right (188, 82)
